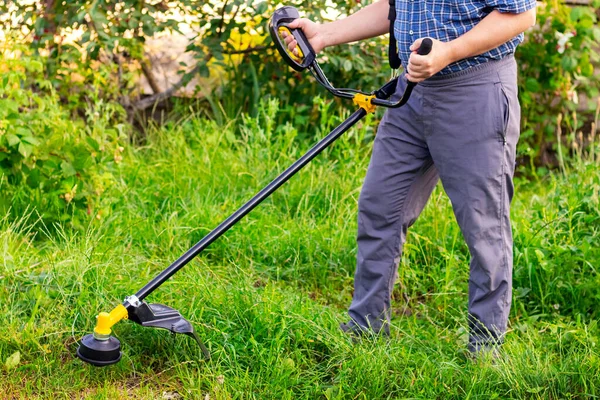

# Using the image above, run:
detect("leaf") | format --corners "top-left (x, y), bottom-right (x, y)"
top-left (5, 351), bottom-right (20, 370)
top-left (343, 59), bottom-right (352, 72)
top-left (86, 137), bottom-right (100, 151)
top-left (593, 27), bottom-right (600, 42)
top-left (255, 1), bottom-right (267, 14)
top-left (570, 7), bottom-right (584, 21)
top-left (561, 56), bottom-right (577, 72)
top-left (29, 60), bottom-right (43, 73)
top-left (21, 136), bottom-right (41, 146)
top-left (18, 142), bottom-right (33, 157)
top-left (534, 249), bottom-right (545, 261)
top-left (15, 127), bottom-right (30, 136)
top-left (515, 287), bottom-right (532, 298)
top-left (61, 160), bottom-right (77, 177)
top-left (525, 78), bottom-right (541, 93)
top-left (199, 64), bottom-right (210, 78)
top-left (577, 16), bottom-right (594, 29)
top-left (0, 99), bottom-right (18, 115)
top-left (143, 24), bottom-right (155, 37)
top-left (6, 133), bottom-right (20, 146)
top-left (81, 30), bottom-right (91, 43)
top-left (580, 62), bottom-right (594, 77)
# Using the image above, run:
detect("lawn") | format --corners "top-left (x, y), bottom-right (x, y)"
top-left (1, 102), bottom-right (599, 399)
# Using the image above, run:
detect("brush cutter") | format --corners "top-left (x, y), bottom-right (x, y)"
top-left (76, 6), bottom-right (432, 367)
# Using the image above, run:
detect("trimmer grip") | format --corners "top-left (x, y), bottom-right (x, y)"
top-left (417, 38), bottom-right (433, 56)
top-left (269, 6), bottom-right (316, 72)
top-left (406, 37), bottom-right (434, 87)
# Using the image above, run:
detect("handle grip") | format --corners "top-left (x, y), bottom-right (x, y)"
top-left (404, 37), bottom-right (433, 90)
top-left (269, 6), bottom-right (316, 72)
top-left (407, 37), bottom-right (433, 81)
top-left (416, 38), bottom-right (433, 56)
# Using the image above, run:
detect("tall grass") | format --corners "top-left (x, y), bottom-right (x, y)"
top-left (0, 99), bottom-right (599, 398)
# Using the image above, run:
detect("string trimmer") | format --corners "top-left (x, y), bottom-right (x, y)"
top-left (76, 6), bottom-right (432, 366)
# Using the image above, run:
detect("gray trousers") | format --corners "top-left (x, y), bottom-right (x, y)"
top-left (348, 55), bottom-right (520, 351)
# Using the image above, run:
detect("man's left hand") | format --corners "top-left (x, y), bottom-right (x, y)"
top-left (406, 38), bottom-right (455, 82)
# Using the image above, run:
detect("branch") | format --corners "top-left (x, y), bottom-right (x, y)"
top-left (224, 45), bottom-right (267, 55)
top-left (141, 54), bottom-right (161, 94)
top-left (133, 63), bottom-right (200, 110)
top-left (217, 0), bottom-right (229, 37)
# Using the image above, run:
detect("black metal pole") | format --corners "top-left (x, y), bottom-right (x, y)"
top-left (134, 108), bottom-right (368, 301)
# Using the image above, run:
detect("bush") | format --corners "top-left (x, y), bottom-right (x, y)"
top-left (516, 0), bottom-right (600, 165)
top-left (0, 45), bottom-right (128, 227)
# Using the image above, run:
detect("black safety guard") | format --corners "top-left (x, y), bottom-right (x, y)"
top-left (128, 301), bottom-right (211, 359)
top-left (269, 6), bottom-right (316, 72)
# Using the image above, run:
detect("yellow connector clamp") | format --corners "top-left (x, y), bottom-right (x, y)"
top-left (93, 304), bottom-right (128, 336)
top-left (353, 93), bottom-right (376, 114)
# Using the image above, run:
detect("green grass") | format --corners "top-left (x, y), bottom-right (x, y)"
top-left (1, 100), bottom-right (599, 398)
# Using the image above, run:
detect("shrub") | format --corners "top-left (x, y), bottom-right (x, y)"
top-left (516, 0), bottom-right (600, 165)
top-left (0, 44), bottom-right (127, 227)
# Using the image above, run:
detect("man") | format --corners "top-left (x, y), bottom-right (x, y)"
top-left (284, 0), bottom-right (536, 353)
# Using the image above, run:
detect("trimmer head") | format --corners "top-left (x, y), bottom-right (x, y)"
top-left (77, 297), bottom-right (209, 367)
top-left (76, 334), bottom-right (122, 366)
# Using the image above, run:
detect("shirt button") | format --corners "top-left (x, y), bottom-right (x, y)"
top-left (409, 30), bottom-right (413, 34)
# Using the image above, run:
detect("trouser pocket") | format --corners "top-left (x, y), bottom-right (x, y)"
top-left (495, 82), bottom-right (510, 144)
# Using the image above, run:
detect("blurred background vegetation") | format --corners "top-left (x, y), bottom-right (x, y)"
top-left (0, 0), bottom-right (598, 226)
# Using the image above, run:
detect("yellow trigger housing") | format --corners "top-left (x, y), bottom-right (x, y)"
top-left (353, 93), bottom-right (377, 114)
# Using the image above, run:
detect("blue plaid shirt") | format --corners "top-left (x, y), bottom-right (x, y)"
top-left (394, 0), bottom-right (537, 75)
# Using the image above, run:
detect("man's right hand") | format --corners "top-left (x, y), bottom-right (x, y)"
top-left (282, 18), bottom-right (328, 56)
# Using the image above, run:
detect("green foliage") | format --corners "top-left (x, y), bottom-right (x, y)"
top-left (0, 0), bottom-right (181, 111)
top-left (0, 1), bottom-right (182, 61)
top-left (513, 162), bottom-right (600, 320)
top-left (3, 0), bottom-right (599, 165)
top-left (517, 0), bottom-right (600, 163)
top-left (0, 0), bottom-right (388, 123)
top-left (0, 46), bottom-right (127, 227)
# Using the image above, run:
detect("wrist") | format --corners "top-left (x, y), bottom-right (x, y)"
top-left (447, 39), bottom-right (466, 64)
top-left (319, 22), bottom-right (336, 49)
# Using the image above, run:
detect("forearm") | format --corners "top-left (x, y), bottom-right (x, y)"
top-left (321, 0), bottom-right (389, 48)
top-left (448, 8), bottom-right (537, 63)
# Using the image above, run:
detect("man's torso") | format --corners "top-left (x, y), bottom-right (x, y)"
top-left (393, 0), bottom-right (536, 75)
